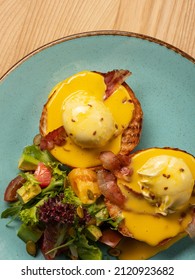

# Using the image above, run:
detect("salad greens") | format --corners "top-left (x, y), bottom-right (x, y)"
top-left (1, 143), bottom-right (123, 260)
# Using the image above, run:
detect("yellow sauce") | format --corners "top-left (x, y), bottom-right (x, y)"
top-left (117, 233), bottom-right (186, 260)
top-left (121, 209), bottom-right (192, 246)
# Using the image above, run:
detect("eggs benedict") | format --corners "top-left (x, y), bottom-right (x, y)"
top-left (39, 70), bottom-right (143, 167)
top-left (97, 148), bottom-right (195, 259)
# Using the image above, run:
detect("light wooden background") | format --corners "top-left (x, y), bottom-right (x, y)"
top-left (0, 0), bottom-right (194, 78)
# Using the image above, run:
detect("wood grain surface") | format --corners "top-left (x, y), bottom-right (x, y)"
top-left (0, 0), bottom-right (194, 78)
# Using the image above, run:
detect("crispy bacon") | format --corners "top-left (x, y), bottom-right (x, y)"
top-left (103, 70), bottom-right (131, 100)
top-left (97, 169), bottom-right (126, 207)
top-left (40, 126), bottom-right (67, 151)
top-left (99, 151), bottom-right (122, 170)
top-left (97, 152), bottom-right (133, 209)
top-left (99, 151), bottom-right (133, 181)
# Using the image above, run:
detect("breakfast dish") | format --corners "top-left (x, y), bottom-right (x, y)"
top-left (0, 32), bottom-right (195, 260)
top-left (1, 68), bottom-right (195, 260)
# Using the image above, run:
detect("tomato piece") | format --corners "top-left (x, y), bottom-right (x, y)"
top-left (34, 162), bottom-right (52, 188)
top-left (4, 175), bottom-right (26, 202)
top-left (99, 228), bottom-right (123, 248)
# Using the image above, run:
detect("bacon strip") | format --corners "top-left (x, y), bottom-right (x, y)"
top-left (97, 152), bottom-right (133, 207)
top-left (103, 69), bottom-right (131, 100)
top-left (40, 126), bottom-right (67, 151)
top-left (99, 151), bottom-right (133, 182)
top-left (97, 169), bottom-right (126, 207)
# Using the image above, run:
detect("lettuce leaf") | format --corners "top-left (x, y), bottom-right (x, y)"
top-left (76, 234), bottom-right (102, 260)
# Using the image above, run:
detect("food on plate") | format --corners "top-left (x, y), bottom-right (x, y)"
top-left (1, 69), bottom-right (195, 260)
top-left (39, 70), bottom-right (143, 167)
top-left (1, 144), bottom-right (125, 260)
top-left (98, 148), bottom-right (195, 259)
top-left (138, 154), bottom-right (193, 215)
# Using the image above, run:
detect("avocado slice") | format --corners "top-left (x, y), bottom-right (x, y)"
top-left (17, 223), bottom-right (43, 243)
top-left (18, 144), bottom-right (55, 171)
top-left (85, 225), bottom-right (102, 241)
top-left (18, 154), bottom-right (39, 171)
top-left (17, 184), bottom-right (42, 204)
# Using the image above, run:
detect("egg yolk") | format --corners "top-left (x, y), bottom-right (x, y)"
top-left (43, 71), bottom-right (134, 167)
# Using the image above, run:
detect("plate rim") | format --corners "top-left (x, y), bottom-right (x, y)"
top-left (1, 30), bottom-right (194, 81)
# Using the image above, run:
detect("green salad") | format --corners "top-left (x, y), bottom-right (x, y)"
top-left (1, 142), bottom-right (122, 260)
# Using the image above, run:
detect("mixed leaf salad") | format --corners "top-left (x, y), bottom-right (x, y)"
top-left (1, 139), bottom-right (123, 260)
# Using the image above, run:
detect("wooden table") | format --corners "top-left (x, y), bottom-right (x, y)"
top-left (0, 0), bottom-right (194, 79)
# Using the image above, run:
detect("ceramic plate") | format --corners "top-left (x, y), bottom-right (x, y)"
top-left (0, 31), bottom-right (194, 260)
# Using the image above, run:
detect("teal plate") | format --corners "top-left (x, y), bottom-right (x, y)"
top-left (0, 31), bottom-right (194, 260)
